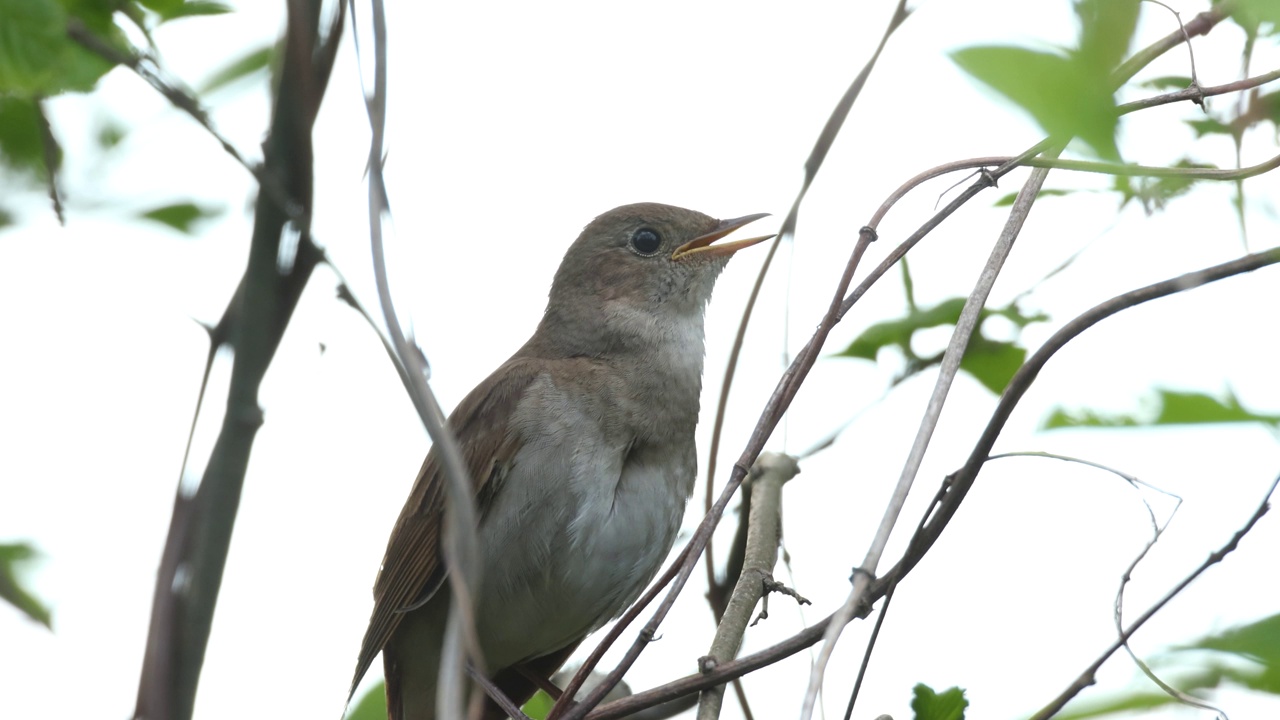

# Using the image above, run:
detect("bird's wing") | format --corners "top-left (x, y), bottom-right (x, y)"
top-left (347, 357), bottom-right (545, 700)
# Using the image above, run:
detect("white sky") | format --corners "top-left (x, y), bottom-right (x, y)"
top-left (2, 2), bottom-right (1279, 720)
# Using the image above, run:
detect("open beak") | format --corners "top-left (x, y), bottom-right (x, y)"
top-left (671, 212), bottom-right (774, 261)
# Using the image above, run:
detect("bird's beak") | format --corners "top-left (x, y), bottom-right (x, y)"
top-left (671, 212), bottom-right (774, 261)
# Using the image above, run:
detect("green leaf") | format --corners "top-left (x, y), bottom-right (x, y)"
top-left (1054, 690), bottom-right (1180, 719)
top-left (0, 542), bottom-right (53, 629)
top-left (837, 298), bottom-right (1046, 395)
top-left (959, 337), bottom-right (1026, 395)
top-left (1117, 159), bottom-right (1216, 212)
top-left (0, 206), bottom-right (14, 230)
top-left (1140, 75), bottom-right (1195, 91)
top-left (952, 45), bottom-right (1120, 159)
top-left (1074, 0), bottom-right (1140, 76)
top-left (138, 202), bottom-right (223, 234)
top-left (1230, 0), bottom-right (1280, 36)
top-left (1187, 117), bottom-right (1234, 138)
top-left (0, 0), bottom-right (120, 96)
top-left (137, 0), bottom-right (184, 12)
top-left (1182, 614), bottom-right (1280, 669)
top-left (911, 684), bottom-right (967, 720)
top-left (837, 297), bottom-right (968, 360)
top-left (0, 97), bottom-right (52, 177)
top-left (156, 1), bottom-right (232, 21)
top-left (1043, 389), bottom-right (1280, 430)
top-left (199, 44), bottom-right (273, 94)
top-left (523, 690), bottom-right (555, 720)
top-left (993, 188), bottom-right (1072, 207)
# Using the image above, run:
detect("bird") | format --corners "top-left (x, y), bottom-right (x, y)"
top-left (347, 202), bottom-right (772, 719)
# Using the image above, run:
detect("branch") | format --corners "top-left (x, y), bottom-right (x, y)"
top-left (696, 453), bottom-right (800, 720)
top-left (701, 0), bottom-right (911, 631)
top-left (65, 19), bottom-right (300, 223)
top-left (582, 245), bottom-right (1280, 720)
top-left (1027, 472), bottom-right (1280, 720)
top-left (348, 0), bottom-right (486, 714)
top-left (881, 245), bottom-right (1280, 590)
top-left (801, 152), bottom-right (1058, 719)
top-left (132, 4), bottom-right (345, 720)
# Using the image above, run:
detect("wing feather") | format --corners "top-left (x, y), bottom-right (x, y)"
top-left (347, 358), bottom-right (545, 699)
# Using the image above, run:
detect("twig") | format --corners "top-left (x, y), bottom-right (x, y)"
top-left (584, 248), bottom-right (1280, 720)
top-left (1027, 472), bottom-right (1280, 720)
top-left (34, 99), bottom-right (65, 225)
top-left (696, 453), bottom-right (800, 720)
top-left (702, 0), bottom-right (911, 621)
top-left (800, 153), bottom-right (1058, 720)
top-left (64, 19), bottom-right (301, 223)
top-left (348, 0), bottom-right (486, 716)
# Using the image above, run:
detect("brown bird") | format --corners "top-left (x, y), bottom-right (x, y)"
top-left (347, 203), bottom-right (771, 719)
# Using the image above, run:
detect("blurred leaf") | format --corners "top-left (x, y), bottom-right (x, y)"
top-left (0, 206), bottom-right (14, 230)
top-left (1230, 0), bottom-right (1280, 36)
top-left (951, 45), bottom-right (1120, 159)
top-left (1118, 159), bottom-right (1216, 213)
top-left (993, 188), bottom-right (1072, 206)
top-left (1043, 389), bottom-right (1280, 430)
top-left (1187, 117), bottom-right (1234, 138)
top-left (951, 1), bottom-right (1135, 160)
top-left (199, 44), bottom-right (273, 94)
top-left (155, 0), bottom-right (232, 21)
top-left (0, 97), bottom-right (51, 177)
top-left (1140, 75), bottom-right (1195, 91)
top-left (837, 297), bottom-right (968, 360)
top-left (1181, 613), bottom-right (1280, 669)
top-left (1056, 615), bottom-right (1280, 718)
top-left (1075, 0), bottom-right (1140, 75)
top-left (523, 690), bottom-right (555, 720)
top-left (138, 0), bottom-right (182, 10)
top-left (344, 681), bottom-right (385, 720)
top-left (96, 118), bottom-right (126, 150)
top-left (1055, 690), bottom-right (1180, 719)
top-left (0, 542), bottom-right (53, 629)
top-left (911, 684), bottom-right (967, 720)
top-left (837, 298), bottom-right (1046, 395)
top-left (0, 0), bottom-right (121, 96)
top-left (138, 202), bottom-right (223, 234)
top-left (959, 337), bottom-right (1026, 394)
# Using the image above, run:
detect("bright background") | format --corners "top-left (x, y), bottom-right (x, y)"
top-left (2, 2), bottom-right (1278, 719)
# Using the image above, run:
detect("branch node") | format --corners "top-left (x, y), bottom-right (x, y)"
top-left (698, 655), bottom-right (718, 674)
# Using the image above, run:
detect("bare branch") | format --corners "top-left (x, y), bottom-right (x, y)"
top-left (697, 453), bottom-right (800, 720)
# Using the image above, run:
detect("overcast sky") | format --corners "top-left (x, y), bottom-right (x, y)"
top-left (2, 2), bottom-right (1278, 720)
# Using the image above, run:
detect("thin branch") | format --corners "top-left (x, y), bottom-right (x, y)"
top-left (1118, 67), bottom-right (1280, 113)
top-left (349, 0), bottom-right (486, 715)
top-left (34, 99), bottom-right (65, 225)
top-left (1143, 0), bottom-right (1203, 106)
top-left (582, 248), bottom-right (1280, 720)
top-left (702, 0), bottom-right (911, 621)
top-left (800, 154), bottom-right (1057, 720)
top-left (880, 245), bottom-right (1280, 591)
top-left (64, 19), bottom-right (302, 223)
top-left (697, 453), bottom-right (800, 720)
top-left (1027, 472), bottom-right (1280, 720)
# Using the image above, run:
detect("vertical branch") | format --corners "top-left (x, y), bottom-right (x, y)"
top-left (799, 159), bottom-right (1055, 720)
top-left (696, 453), bottom-right (800, 720)
top-left (133, 3), bottom-right (346, 720)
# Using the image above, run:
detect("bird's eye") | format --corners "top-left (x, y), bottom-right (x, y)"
top-left (629, 228), bottom-right (662, 256)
